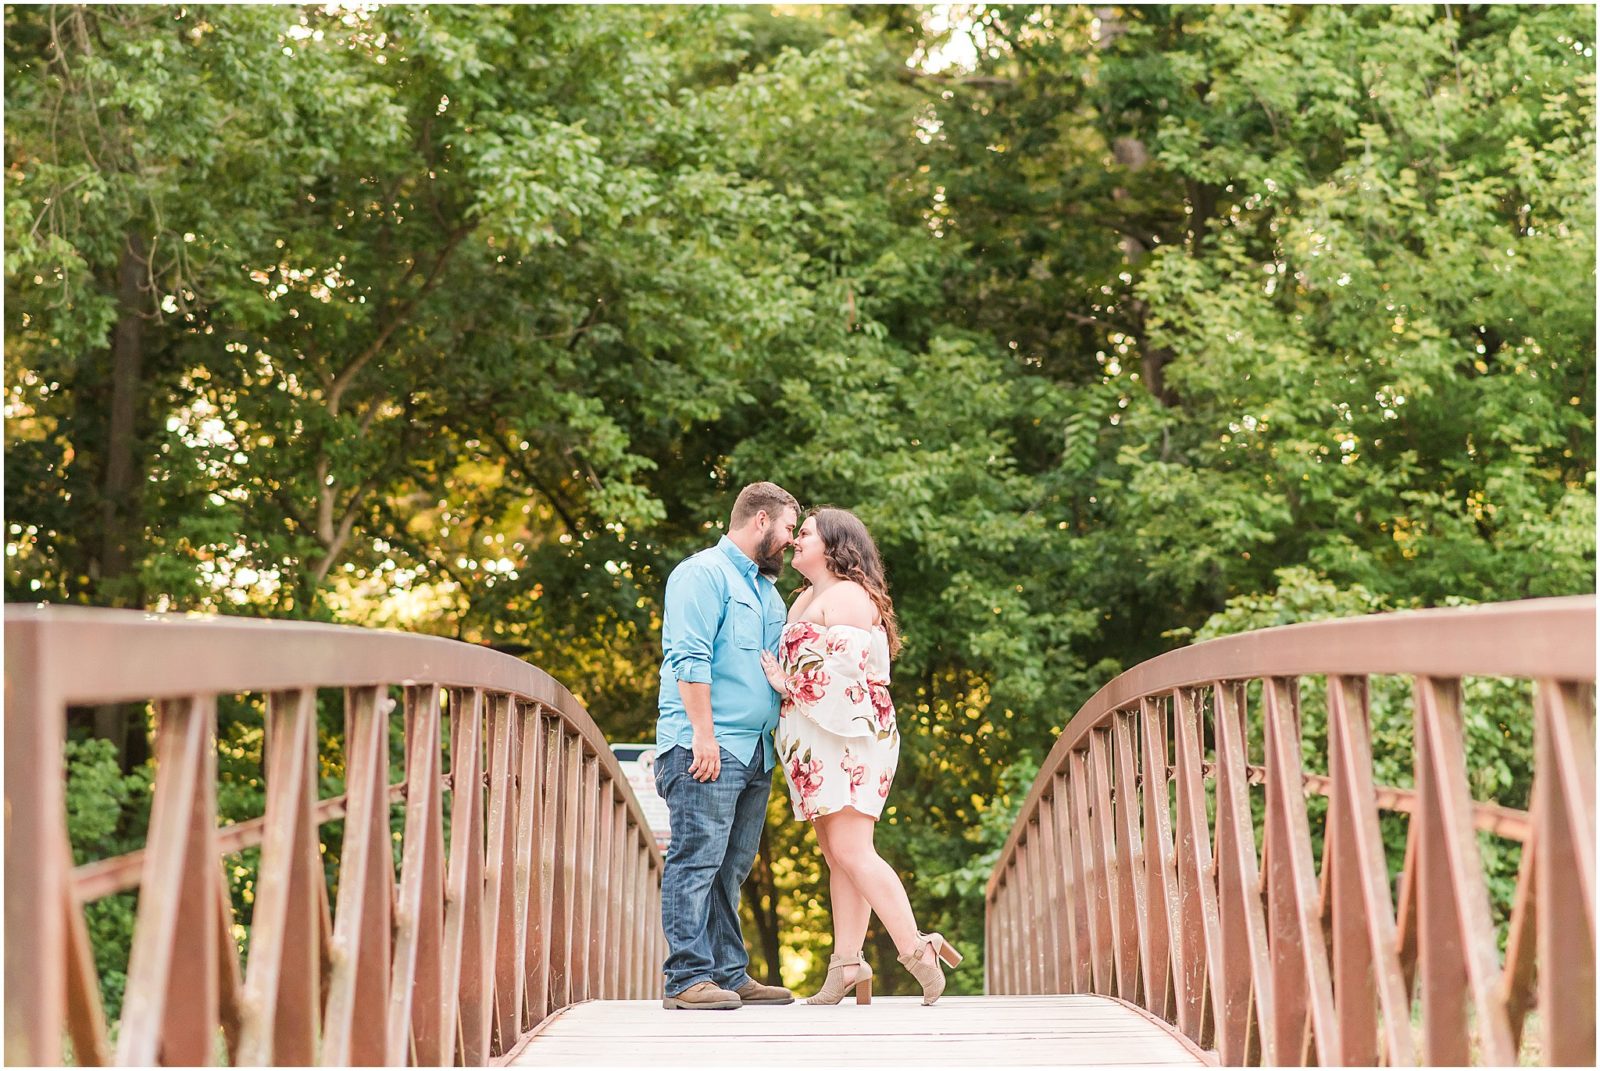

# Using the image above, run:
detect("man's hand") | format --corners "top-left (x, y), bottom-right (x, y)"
top-left (689, 731), bottom-right (722, 782)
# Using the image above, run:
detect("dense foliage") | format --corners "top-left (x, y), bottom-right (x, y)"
top-left (7, 4), bottom-right (1593, 1012)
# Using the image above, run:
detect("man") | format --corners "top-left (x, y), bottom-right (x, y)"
top-left (655, 482), bottom-right (800, 1010)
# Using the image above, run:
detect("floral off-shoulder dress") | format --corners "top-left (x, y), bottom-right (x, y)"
top-left (776, 621), bottom-right (900, 822)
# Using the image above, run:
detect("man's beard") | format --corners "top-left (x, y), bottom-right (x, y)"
top-left (754, 530), bottom-right (788, 579)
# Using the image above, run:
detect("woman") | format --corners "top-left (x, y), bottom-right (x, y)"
top-left (759, 507), bottom-right (961, 1006)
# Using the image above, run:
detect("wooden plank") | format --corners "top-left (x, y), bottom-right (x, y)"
top-left (507, 995), bottom-right (1212, 1067)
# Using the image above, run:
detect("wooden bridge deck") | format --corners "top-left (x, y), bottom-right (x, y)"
top-left (504, 994), bottom-right (1215, 1066)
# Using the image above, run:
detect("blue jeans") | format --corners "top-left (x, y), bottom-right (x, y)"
top-left (655, 743), bottom-right (771, 996)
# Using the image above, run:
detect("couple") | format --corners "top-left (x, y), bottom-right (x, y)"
top-left (653, 482), bottom-right (961, 1011)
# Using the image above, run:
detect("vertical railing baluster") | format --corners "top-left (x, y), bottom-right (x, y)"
top-left (1015, 830), bottom-right (1035, 993)
top-left (984, 887), bottom-right (995, 995)
top-left (4, 621), bottom-right (66, 1066)
top-left (237, 689), bottom-right (320, 1066)
top-left (163, 696), bottom-right (223, 1067)
top-left (324, 686), bottom-right (393, 1065)
top-left (1262, 677), bottom-right (1339, 1065)
top-left (1325, 675), bottom-right (1411, 1066)
top-left (483, 693), bottom-right (519, 1055)
top-left (590, 778), bottom-right (613, 1000)
top-left (1071, 746), bottom-right (1112, 993)
top-left (1035, 794), bottom-right (1064, 993)
top-left (1212, 680), bottom-right (1273, 1065)
top-left (650, 851), bottom-right (666, 997)
top-left (549, 730), bottom-right (582, 1009)
top-left (1087, 728), bottom-right (1131, 1000)
top-left (1413, 676), bottom-right (1515, 1065)
top-left (608, 799), bottom-right (628, 999)
top-left (1173, 686), bottom-right (1222, 1049)
top-left (441, 688), bottom-right (489, 1064)
top-left (1535, 678), bottom-right (1596, 1066)
top-left (389, 684), bottom-right (445, 1065)
top-left (637, 839), bottom-right (654, 999)
top-left (117, 696), bottom-right (219, 1065)
top-left (533, 716), bottom-right (563, 1020)
top-left (1112, 711), bottom-right (1147, 1007)
top-left (1054, 771), bottom-right (1090, 992)
top-left (573, 752), bottom-right (599, 1001)
top-left (1138, 695), bottom-right (1179, 1024)
top-left (994, 871), bottom-right (1010, 994)
top-left (620, 826), bottom-right (640, 999)
top-left (991, 875), bottom-right (1007, 993)
top-left (1031, 822), bottom-right (1051, 993)
top-left (1003, 868), bottom-right (1021, 994)
top-left (512, 703), bottom-right (544, 1027)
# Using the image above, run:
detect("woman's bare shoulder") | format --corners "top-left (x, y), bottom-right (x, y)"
top-left (817, 580), bottom-right (877, 628)
top-left (788, 585), bottom-right (818, 622)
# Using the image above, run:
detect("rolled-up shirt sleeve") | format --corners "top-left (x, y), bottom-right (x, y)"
top-left (663, 561), bottom-right (718, 684)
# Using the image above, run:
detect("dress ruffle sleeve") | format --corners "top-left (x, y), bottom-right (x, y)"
top-left (779, 623), bottom-right (896, 742)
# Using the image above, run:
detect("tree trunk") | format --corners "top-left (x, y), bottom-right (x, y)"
top-left (91, 232), bottom-right (151, 771)
top-left (99, 231), bottom-right (147, 601)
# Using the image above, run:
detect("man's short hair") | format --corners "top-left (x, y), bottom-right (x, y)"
top-left (730, 482), bottom-right (799, 529)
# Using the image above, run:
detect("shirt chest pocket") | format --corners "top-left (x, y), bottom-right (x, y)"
top-left (729, 597), bottom-right (765, 650)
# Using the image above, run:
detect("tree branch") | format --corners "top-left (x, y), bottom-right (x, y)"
top-left (327, 224), bottom-right (470, 415)
top-left (484, 431), bottom-right (583, 533)
top-left (310, 474), bottom-right (379, 584)
top-left (896, 68), bottom-right (1015, 89)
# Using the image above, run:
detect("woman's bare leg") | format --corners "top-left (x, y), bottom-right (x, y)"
top-left (813, 808), bottom-right (921, 957)
top-left (814, 818), bottom-right (871, 956)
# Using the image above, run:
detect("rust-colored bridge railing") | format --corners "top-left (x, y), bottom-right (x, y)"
top-left (986, 596), bottom-right (1595, 1066)
top-left (5, 606), bottom-right (665, 1065)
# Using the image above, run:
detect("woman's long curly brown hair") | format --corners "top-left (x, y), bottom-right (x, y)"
top-left (803, 506), bottom-right (902, 658)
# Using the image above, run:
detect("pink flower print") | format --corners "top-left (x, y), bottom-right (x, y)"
top-left (788, 751), bottom-right (825, 804)
top-left (868, 681), bottom-right (894, 730)
top-left (877, 770), bottom-right (892, 799)
top-left (826, 632), bottom-right (850, 656)
top-left (790, 667), bottom-right (831, 707)
top-left (781, 622), bottom-right (821, 666)
top-left (840, 750), bottom-right (867, 803)
top-left (859, 649), bottom-right (870, 671)
top-left (844, 682), bottom-right (866, 705)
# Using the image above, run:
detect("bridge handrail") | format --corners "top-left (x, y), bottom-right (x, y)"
top-left (5, 605), bottom-right (666, 1065)
top-left (985, 595), bottom-right (1595, 1066)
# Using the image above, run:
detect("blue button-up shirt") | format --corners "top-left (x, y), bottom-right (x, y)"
top-left (657, 537), bottom-right (787, 770)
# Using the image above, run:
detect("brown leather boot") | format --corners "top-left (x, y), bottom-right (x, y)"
top-left (662, 980), bottom-right (742, 1010)
top-left (734, 979), bottom-right (795, 1005)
